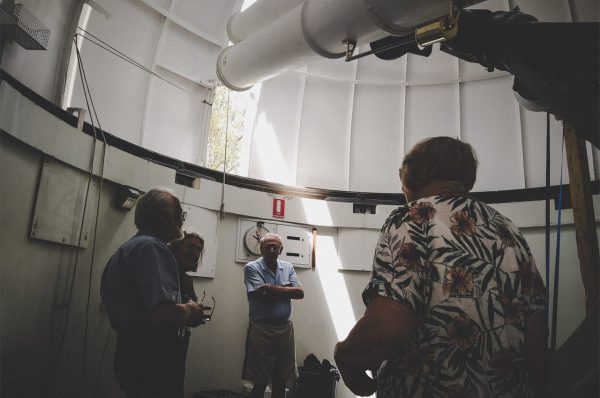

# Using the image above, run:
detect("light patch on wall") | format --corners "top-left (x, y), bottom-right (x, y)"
top-left (300, 199), bottom-right (357, 339)
top-left (253, 112), bottom-right (294, 185)
top-left (299, 198), bottom-right (333, 226)
top-left (240, 0), bottom-right (258, 12)
top-left (314, 235), bottom-right (357, 341)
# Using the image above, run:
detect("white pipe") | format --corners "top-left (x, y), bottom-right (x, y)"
top-left (217, 0), bottom-right (484, 91)
top-left (226, 0), bottom-right (304, 44)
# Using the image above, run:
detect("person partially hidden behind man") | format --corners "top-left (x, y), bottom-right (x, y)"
top-left (101, 187), bottom-right (204, 398)
top-left (335, 137), bottom-right (548, 398)
top-left (243, 233), bottom-right (304, 398)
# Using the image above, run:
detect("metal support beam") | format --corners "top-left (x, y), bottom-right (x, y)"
top-left (564, 123), bottom-right (599, 316)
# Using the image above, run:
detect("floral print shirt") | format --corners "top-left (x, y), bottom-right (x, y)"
top-left (363, 195), bottom-right (547, 398)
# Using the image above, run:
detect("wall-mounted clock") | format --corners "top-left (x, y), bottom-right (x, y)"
top-left (243, 222), bottom-right (269, 255)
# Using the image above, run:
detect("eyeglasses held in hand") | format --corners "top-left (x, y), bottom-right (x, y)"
top-left (199, 291), bottom-right (215, 322)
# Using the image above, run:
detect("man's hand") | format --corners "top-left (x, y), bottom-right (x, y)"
top-left (335, 342), bottom-right (377, 396)
top-left (255, 284), bottom-right (304, 300)
top-left (151, 299), bottom-right (202, 324)
top-left (256, 284), bottom-right (273, 297)
top-left (185, 299), bottom-right (202, 316)
top-left (187, 300), bottom-right (209, 327)
top-left (333, 296), bottom-right (417, 396)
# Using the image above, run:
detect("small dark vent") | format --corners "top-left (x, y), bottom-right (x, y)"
top-left (353, 203), bottom-right (376, 214)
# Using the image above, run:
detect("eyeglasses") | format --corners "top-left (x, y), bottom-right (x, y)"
top-left (181, 211), bottom-right (187, 222)
top-left (262, 244), bottom-right (281, 252)
top-left (199, 291), bottom-right (215, 322)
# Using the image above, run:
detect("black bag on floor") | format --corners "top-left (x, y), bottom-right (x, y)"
top-left (297, 354), bottom-right (340, 398)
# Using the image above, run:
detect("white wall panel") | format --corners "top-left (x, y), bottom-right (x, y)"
top-left (521, 109), bottom-right (571, 187)
top-left (355, 51), bottom-right (406, 84)
top-left (404, 83), bottom-right (459, 152)
top-left (71, 0), bottom-right (163, 144)
top-left (248, 74), bottom-right (305, 185)
top-left (307, 55), bottom-right (356, 81)
top-left (461, 76), bottom-right (525, 191)
top-left (349, 85), bottom-right (404, 193)
top-left (296, 78), bottom-right (353, 190)
top-left (143, 77), bottom-right (209, 163)
top-left (338, 228), bottom-right (380, 271)
top-left (156, 21), bottom-right (221, 84)
top-left (406, 46), bottom-right (457, 83)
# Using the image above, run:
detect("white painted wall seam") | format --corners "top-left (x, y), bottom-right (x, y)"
top-left (292, 75), bottom-right (308, 186)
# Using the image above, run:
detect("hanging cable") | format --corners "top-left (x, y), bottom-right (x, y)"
top-left (51, 34), bottom-right (108, 396)
top-left (50, 38), bottom-right (98, 397)
top-left (550, 131), bottom-right (565, 352)
top-left (74, 34), bottom-right (109, 395)
top-left (219, 88), bottom-right (230, 220)
top-left (92, 324), bottom-right (112, 398)
top-left (74, 29), bottom-right (212, 106)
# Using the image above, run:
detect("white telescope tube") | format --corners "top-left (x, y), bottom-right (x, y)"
top-left (227, 0), bottom-right (304, 44)
top-left (217, 0), bottom-right (483, 91)
top-left (217, 5), bottom-right (314, 91)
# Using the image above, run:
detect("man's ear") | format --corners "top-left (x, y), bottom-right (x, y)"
top-left (278, 246), bottom-right (283, 254)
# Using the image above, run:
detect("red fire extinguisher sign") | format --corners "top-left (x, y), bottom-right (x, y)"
top-left (273, 198), bottom-right (285, 219)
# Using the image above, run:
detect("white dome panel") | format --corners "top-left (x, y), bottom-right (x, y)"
top-left (356, 50), bottom-right (407, 85)
top-left (349, 85), bottom-right (405, 193)
top-left (296, 78), bottom-right (354, 190)
top-left (406, 46), bottom-right (457, 84)
top-left (306, 54), bottom-right (356, 81)
top-left (461, 76), bottom-right (526, 191)
top-left (521, 108), bottom-right (573, 187)
top-left (404, 83), bottom-right (460, 150)
top-left (157, 21), bottom-right (221, 84)
top-left (72, 0), bottom-right (164, 145)
top-left (248, 74), bottom-right (306, 185)
top-left (144, 76), bottom-right (210, 163)
top-left (170, 0), bottom-right (237, 40)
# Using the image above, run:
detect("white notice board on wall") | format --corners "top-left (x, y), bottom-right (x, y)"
top-left (30, 158), bottom-right (93, 248)
top-left (181, 204), bottom-right (219, 278)
top-left (338, 228), bottom-right (381, 271)
top-left (236, 218), bottom-right (312, 268)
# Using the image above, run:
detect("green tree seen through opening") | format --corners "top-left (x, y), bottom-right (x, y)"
top-left (207, 85), bottom-right (246, 174)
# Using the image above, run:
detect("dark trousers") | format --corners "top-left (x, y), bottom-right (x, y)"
top-left (114, 324), bottom-right (190, 398)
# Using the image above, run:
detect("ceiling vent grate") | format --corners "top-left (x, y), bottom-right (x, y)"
top-left (0, 3), bottom-right (50, 50)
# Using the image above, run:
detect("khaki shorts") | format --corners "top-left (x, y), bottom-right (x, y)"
top-left (242, 320), bottom-right (298, 384)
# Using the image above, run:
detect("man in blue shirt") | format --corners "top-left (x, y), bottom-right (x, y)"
top-left (101, 187), bottom-right (203, 398)
top-left (243, 233), bottom-right (304, 398)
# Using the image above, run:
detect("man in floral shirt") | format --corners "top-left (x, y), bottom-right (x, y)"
top-left (335, 137), bottom-right (547, 398)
